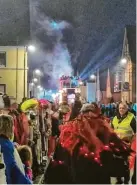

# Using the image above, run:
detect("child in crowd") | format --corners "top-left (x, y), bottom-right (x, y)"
top-left (17, 145), bottom-right (33, 181)
top-left (0, 115), bottom-right (31, 184)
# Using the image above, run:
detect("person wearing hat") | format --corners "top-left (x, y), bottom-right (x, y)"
top-left (80, 103), bottom-right (101, 118)
top-left (45, 105), bottom-right (130, 184)
top-left (80, 103), bottom-right (94, 113)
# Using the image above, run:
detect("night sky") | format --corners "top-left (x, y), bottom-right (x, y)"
top-left (0, 0), bottom-right (136, 89)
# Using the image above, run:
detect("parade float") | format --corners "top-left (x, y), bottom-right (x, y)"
top-left (58, 75), bottom-right (82, 104)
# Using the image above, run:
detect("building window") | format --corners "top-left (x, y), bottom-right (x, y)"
top-left (0, 84), bottom-right (6, 94)
top-left (114, 72), bottom-right (122, 92)
top-left (118, 73), bottom-right (123, 82)
top-left (0, 52), bottom-right (6, 67)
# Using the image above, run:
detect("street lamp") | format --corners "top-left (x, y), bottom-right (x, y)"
top-left (23, 44), bottom-right (36, 98)
top-left (90, 74), bottom-right (96, 80)
top-left (37, 86), bottom-right (43, 91)
top-left (34, 69), bottom-right (41, 75)
top-left (79, 81), bottom-right (83, 85)
top-left (39, 87), bottom-right (43, 91)
top-left (120, 58), bottom-right (127, 65)
top-left (30, 82), bottom-right (34, 86)
top-left (37, 85), bottom-right (41, 89)
top-left (33, 78), bottom-right (38, 83)
top-left (28, 45), bottom-right (36, 52)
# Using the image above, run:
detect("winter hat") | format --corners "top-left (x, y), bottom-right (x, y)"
top-left (80, 103), bottom-right (95, 113)
top-left (59, 104), bottom-right (70, 114)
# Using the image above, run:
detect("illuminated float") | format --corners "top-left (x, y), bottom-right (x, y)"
top-left (58, 76), bottom-right (82, 104)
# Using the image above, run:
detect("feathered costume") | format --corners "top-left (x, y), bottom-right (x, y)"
top-left (45, 113), bottom-right (131, 184)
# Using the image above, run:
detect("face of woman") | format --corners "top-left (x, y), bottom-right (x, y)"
top-left (119, 104), bottom-right (128, 116)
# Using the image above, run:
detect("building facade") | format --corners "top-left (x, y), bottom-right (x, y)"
top-left (0, 46), bottom-right (28, 103)
top-left (114, 26), bottom-right (136, 103)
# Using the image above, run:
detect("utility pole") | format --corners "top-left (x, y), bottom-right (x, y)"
top-left (16, 37), bottom-right (19, 101)
top-left (23, 46), bottom-right (26, 98)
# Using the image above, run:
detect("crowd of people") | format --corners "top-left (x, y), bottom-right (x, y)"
top-left (0, 95), bottom-right (55, 184)
top-left (45, 101), bottom-right (136, 184)
top-left (0, 93), bottom-right (136, 184)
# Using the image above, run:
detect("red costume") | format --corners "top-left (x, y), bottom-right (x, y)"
top-left (19, 113), bottom-right (30, 145)
top-left (45, 113), bottom-right (131, 184)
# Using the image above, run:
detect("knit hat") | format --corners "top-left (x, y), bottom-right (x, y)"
top-left (59, 104), bottom-right (70, 114)
top-left (80, 103), bottom-right (95, 113)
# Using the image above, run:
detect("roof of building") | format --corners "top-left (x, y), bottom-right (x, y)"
top-left (79, 25), bottom-right (136, 91)
top-left (126, 25), bottom-right (136, 64)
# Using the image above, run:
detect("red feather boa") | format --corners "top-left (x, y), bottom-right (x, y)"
top-left (59, 113), bottom-right (114, 157)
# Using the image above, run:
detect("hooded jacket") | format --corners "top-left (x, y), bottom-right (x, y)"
top-left (0, 153), bottom-right (7, 184)
top-left (0, 136), bottom-right (31, 184)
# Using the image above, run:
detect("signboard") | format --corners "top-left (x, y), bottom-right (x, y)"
top-left (123, 82), bottom-right (129, 91)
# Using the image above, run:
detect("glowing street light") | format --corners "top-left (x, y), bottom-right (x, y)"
top-left (39, 87), bottom-right (43, 91)
top-left (35, 69), bottom-right (41, 75)
top-left (120, 58), bottom-right (127, 65)
top-left (90, 74), bottom-right (96, 80)
top-left (33, 78), bottom-right (38, 83)
top-left (37, 85), bottom-right (41, 89)
top-left (28, 45), bottom-right (36, 52)
top-left (30, 82), bottom-right (34, 86)
top-left (79, 81), bottom-right (83, 85)
top-left (37, 85), bottom-right (43, 91)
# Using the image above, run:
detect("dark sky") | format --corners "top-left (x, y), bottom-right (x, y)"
top-left (0, 0), bottom-right (136, 89)
top-left (0, 0), bottom-right (30, 45)
top-left (30, 0), bottom-right (136, 89)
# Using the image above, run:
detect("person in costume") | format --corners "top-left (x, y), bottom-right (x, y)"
top-left (45, 106), bottom-right (131, 184)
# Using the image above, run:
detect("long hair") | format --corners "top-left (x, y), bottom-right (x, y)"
top-left (69, 101), bottom-right (82, 120)
top-left (0, 114), bottom-right (14, 140)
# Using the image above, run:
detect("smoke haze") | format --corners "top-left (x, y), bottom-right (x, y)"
top-left (29, 1), bottom-right (73, 89)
